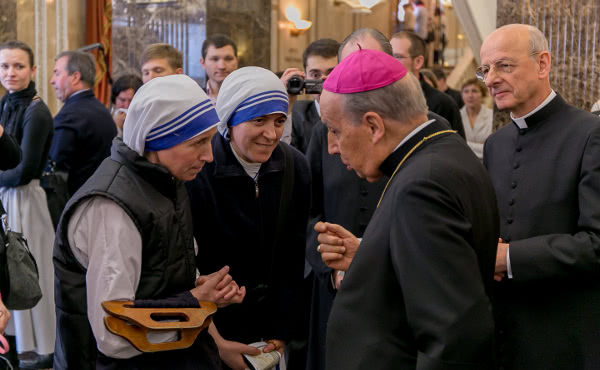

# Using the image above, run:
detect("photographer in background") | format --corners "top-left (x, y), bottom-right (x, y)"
top-left (289, 39), bottom-right (339, 154)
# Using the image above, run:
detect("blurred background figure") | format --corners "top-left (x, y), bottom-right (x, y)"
top-left (0, 40), bottom-right (56, 370)
top-left (412, 0), bottom-right (428, 41)
top-left (200, 34), bottom-right (239, 104)
top-left (591, 99), bottom-right (600, 114)
top-left (432, 67), bottom-right (464, 108)
top-left (459, 78), bottom-right (492, 159)
top-left (420, 68), bottom-right (438, 88)
top-left (140, 43), bottom-right (183, 83)
top-left (110, 74), bottom-right (142, 137)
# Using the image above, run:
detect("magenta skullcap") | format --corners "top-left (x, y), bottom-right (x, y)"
top-left (323, 48), bottom-right (408, 94)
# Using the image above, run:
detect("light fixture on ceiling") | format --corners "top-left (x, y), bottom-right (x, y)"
top-left (280, 5), bottom-right (312, 36)
top-left (334, 0), bottom-right (384, 14)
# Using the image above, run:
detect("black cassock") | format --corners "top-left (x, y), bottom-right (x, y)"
top-left (304, 121), bottom-right (386, 370)
top-left (327, 120), bottom-right (498, 370)
top-left (484, 94), bottom-right (600, 370)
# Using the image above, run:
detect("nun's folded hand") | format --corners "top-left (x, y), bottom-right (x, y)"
top-left (315, 221), bottom-right (360, 271)
top-left (191, 266), bottom-right (246, 307)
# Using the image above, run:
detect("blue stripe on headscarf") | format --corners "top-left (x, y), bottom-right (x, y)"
top-left (147, 99), bottom-right (214, 140)
top-left (237, 90), bottom-right (289, 110)
top-left (145, 108), bottom-right (220, 152)
top-left (229, 97), bottom-right (288, 128)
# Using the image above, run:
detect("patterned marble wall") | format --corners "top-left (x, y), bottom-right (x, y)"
top-left (495, 0), bottom-right (600, 128)
top-left (112, 0), bottom-right (271, 86)
top-left (0, 0), bottom-right (17, 43)
top-left (112, 0), bottom-right (207, 84)
top-left (206, 0), bottom-right (271, 70)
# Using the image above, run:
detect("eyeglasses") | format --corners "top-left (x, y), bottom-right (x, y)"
top-left (475, 52), bottom-right (541, 81)
top-left (393, 54), bottom-right (414, 61)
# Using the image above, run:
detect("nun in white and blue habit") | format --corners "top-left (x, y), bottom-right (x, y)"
top-left (53, 74), bottom-right (238, 370)
top-left (186, 67), bottom-right (312, 369)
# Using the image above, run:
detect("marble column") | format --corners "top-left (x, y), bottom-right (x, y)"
top-left (495, 0), bottom-right (600, 129)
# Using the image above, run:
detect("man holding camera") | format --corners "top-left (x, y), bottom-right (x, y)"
top-left (289, 39), bottom-right (339, 154)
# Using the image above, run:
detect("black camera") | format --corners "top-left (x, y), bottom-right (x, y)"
top-left (286, 75), bottom-right (323, 95)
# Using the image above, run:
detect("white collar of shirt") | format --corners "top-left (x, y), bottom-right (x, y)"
top-left (230, 143), bottom-right (262, 180)
top-left (69, 88), bottom-right (91, 99)
top-left (393, 119), bottom-right (435, 152)
top-left (314, 98), bottom-right (321, 118)
top-left (206, 83), bottom-right (216, 105)
top-left (510, 90), bottom-right (556, 129)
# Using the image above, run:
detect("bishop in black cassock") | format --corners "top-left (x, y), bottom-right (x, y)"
top-left (317, 47), bottom-right (498, 370)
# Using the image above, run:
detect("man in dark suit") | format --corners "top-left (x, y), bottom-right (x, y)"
top-left (390, 31), bottom-right (465, 139)
top-left (482, 24), bottom-right (600, 370)
top-left (317, 47), bottom-right (498, 370)
top-left (49, 50), bottom-right (116, 196)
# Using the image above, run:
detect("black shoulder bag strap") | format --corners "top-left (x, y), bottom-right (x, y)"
top-left (0, 199), bottom-right (10, 296)
top-left (269, 143), bottom-right (295, 283)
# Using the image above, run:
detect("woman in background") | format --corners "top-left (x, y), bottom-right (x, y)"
top-left (459, 78), bottom-right (492, 159)
top-left (0, 40), bottom-right (56, 369)
top-left (110, 74), bottom-right (142, 137)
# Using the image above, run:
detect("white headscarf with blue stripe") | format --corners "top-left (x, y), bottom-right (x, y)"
top-left (123, 74), bottom-right (220, 156)
top-left (216, 66), bottom-right (288, 140)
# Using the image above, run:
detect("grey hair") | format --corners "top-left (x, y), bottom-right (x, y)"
top-left (526, 25), bottom-right (549, 55)
top-left (56, 50), bottom-right (96, 88)
top-left (344, 72), bottom-right (428, 125)
top-left (338, 27), bottom-right (393, 61)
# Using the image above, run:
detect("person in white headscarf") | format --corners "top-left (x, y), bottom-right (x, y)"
top-left (186, 67), bottom-right (311, 370)
top-left (53, 74), bottom-right (245, 370)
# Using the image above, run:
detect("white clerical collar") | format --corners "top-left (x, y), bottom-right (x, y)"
top-left (393, 119), bottom-right (435, 152)
top-left (314, 98), bottom-right (321, 118)
top-left (511, 90), bottom-right (556, 129)
top-left (230, 143), bottom-right (262, 180)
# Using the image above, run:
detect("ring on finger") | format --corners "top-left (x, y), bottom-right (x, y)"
top-left (317, 244), bottom-right (321, 252)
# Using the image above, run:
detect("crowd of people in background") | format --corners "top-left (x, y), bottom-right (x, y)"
top-left (1, 14), bottom-right (600, 370)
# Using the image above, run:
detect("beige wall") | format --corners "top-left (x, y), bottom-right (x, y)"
top-left (273, 0), bottom-right (396, 72)
top-left (16, 0), bottom-right (85, 115)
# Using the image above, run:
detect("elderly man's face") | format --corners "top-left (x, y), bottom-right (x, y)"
top-left (51, 56), bottom-right (75, 102)
top-left (320, 90), bottom-right (382, 182)
top-left (480, 26), bottom-right (547, 117)
top-left (154, 126), bottom-right (216, 181)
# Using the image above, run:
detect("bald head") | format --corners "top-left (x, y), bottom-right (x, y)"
top-left (480, 23), bottom-right (551, 117)
top-left (338, 28), bottom-right (393, 61)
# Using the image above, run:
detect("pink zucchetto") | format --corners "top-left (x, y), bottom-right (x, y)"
top-left (323, 48), bottom-right (408, 94)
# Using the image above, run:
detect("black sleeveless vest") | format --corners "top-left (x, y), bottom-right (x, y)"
top-left (53, 139), bottom-right (220, 370)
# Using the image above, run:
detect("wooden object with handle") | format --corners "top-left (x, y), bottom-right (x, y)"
top-left (102, 300), bottom-right (217, 352)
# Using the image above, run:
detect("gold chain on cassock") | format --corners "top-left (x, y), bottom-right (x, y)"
top-left (376, 130), bottom-right (456, 208)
